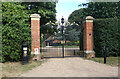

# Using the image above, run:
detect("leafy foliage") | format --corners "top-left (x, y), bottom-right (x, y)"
top-left (40, 21), bottom-right (58, 45)
top-left (55, 23), bottom-right (81, 46)
top-left (64, 23), bottom-right (81, 42)
top-left (2, 2), bottom-right (30, 62)
top-left (40, 21), bottom-right (58, 37)
top-left (68, 9), bottom-right (84, 25)
top-left (83, 2), bottom-right (119, 18)
top-left (68, 2), bottom-right (120, 23)
top-left (2, 2), bottom-right (56, 62)
top-left (22, 2), bottom-right (56, 25)
top-left (94, 18), bottom-right (120, 57)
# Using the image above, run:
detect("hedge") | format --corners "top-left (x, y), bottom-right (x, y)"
top-left (2, 3), bottom-right (31, 62)
top-left (93, 18), bottom-right (120, 57)
top-left (2, 2), bottom-right (56, 62)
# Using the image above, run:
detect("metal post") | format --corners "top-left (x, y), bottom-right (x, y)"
top-left (62, 26), bottom-right (64, 58)
top-left (61, 17), bottom-right (64, 58)
top-left (82, 27), bottom-right (84, 56)
top-left (74, 50), bottom-right (75, 55)
top-left (104, 46), bottom-right (106, 64)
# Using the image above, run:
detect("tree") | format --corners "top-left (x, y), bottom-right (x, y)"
top-left (55, 22), bottom-right (81, 46)
top-left (83, 2), bottom-right (119, 18)
top-left (68, 2), bottom-right (119, 23)
top-left (40, 21), bottom-right (58, 44)
top-left (65, 29), bottom-right (80, 42)
top-left (22, 2), bottom-right (57, 25)
top-left (2, 2), bottom-right (57, 62)
top-left (64, 23), bottom-right (81, 42)
top-left (68, 8), bottom-right (84, 24)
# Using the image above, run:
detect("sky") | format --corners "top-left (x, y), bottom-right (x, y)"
top-left (56, 0), bottom-right (88, 22)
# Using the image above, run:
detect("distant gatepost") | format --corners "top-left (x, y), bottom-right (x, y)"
top-left (82, 16), bottom-right (95, 58)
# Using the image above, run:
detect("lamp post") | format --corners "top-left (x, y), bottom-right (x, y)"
top-left (61, 16), bottom-right (64, 58)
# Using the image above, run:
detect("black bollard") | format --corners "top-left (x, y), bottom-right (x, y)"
top-left (74, 50), bottom-right (75, 55)
top-left (62, 44), bottom-right (64, 58)
top-left (104, 46), bottom-right (106, 64)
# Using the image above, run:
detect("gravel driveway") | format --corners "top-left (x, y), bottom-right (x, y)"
top-left (20, 57), bottom-right (118, 77)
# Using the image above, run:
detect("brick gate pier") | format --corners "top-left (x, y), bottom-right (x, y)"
top-left (30, 14), bottom-right (95, 60)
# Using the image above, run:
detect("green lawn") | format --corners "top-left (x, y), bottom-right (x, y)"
top-left (84, 57), bottom-right (119, 66)
top-left (2, 60), bottom-right (41, 77)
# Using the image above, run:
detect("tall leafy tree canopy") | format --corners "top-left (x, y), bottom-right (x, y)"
top-left (22, 2), bottom-right (56, 25)
top-left (68, 2), bottom-right (120, 23)
top-left (68, 8), bottom-right (84, 25)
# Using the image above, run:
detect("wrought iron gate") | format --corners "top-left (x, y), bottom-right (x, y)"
top-left (40, 21), bottom-right (83, 58)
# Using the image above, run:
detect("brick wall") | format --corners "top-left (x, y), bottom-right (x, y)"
top-left (30, 14), bottom-right (41, 55)
top-left (85, 22), bottom-right (93, 50)
top-left (31, 20), bottom-right (40, 53)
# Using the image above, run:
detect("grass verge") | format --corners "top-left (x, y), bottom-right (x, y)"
top-left (84, 57), bottom-right (119, 66)
top-left (2, 60), bottom-right (41, 77)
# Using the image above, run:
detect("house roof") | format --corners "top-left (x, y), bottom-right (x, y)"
top-left (66, 41), bottom-right (70, 43)
top-left (45, 36), bottom-right (71, 43)
top-left (53, 40), bottom-right (70, 43)
top-left (53, 40), bottom-right (61, 43)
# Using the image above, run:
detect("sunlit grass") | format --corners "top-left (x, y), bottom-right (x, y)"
top-left (84, 57), bottom-right (119, 66)
top-left (2, 60), bottom-right (41, 77)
